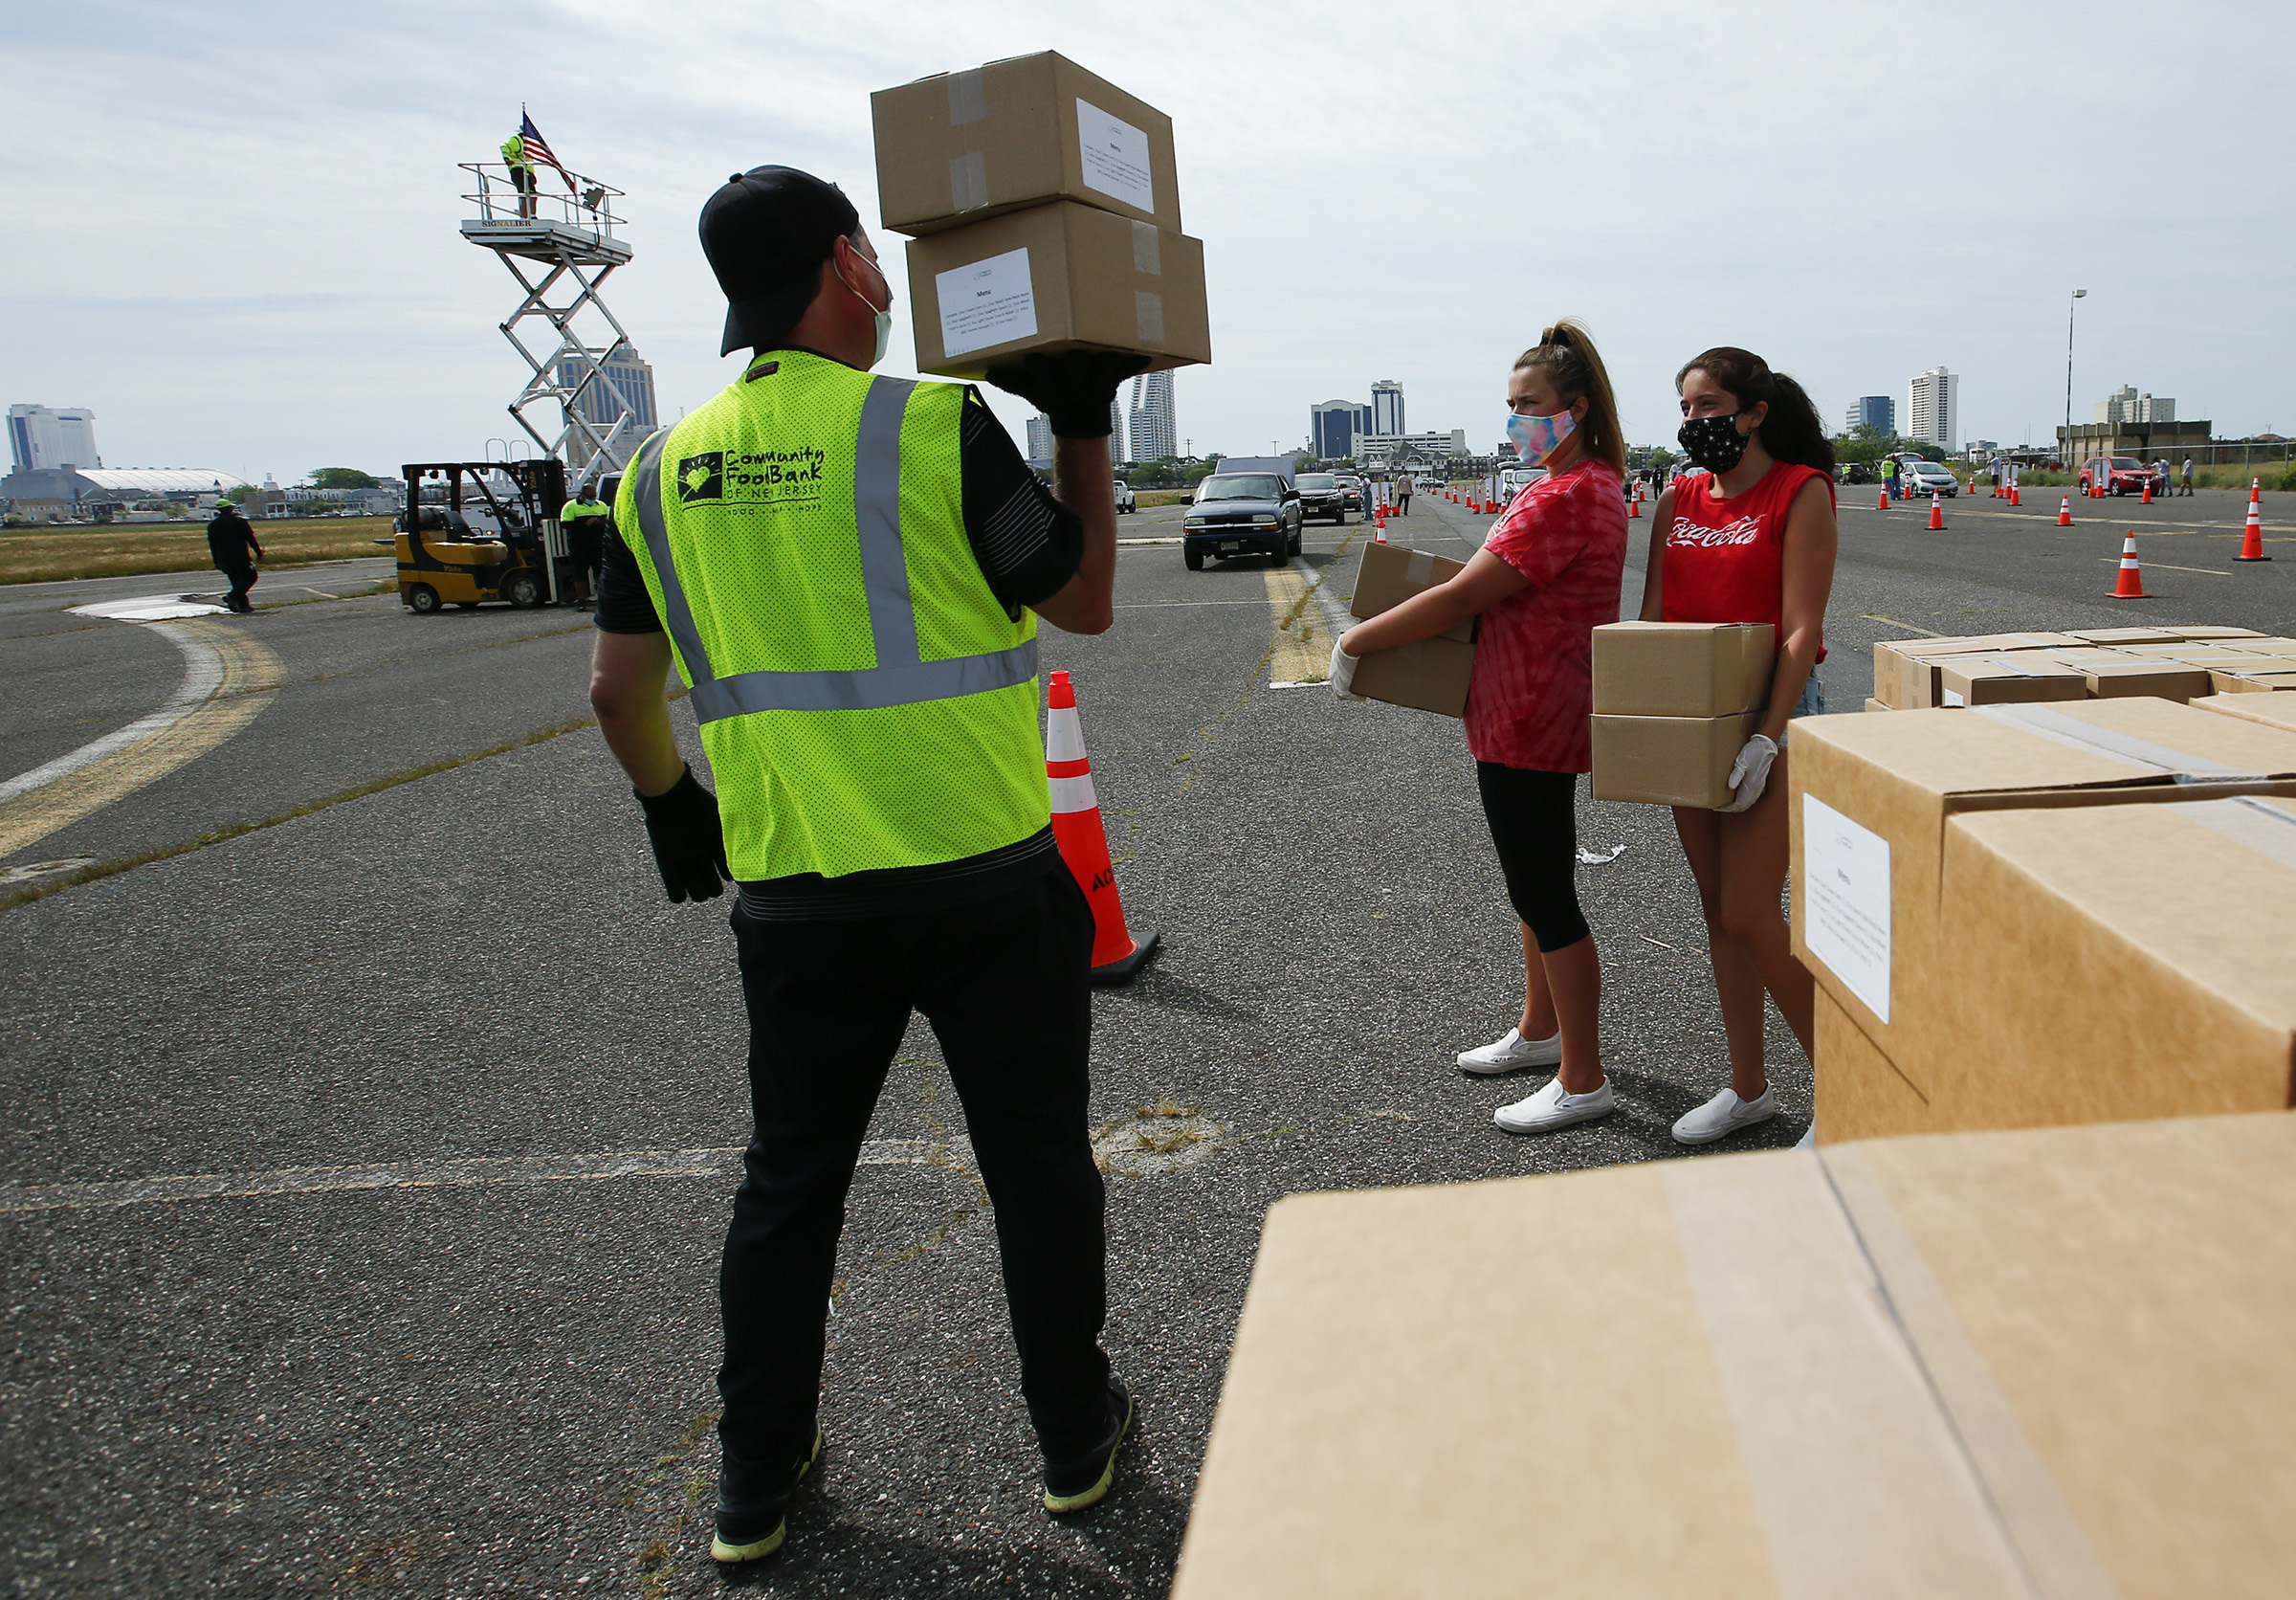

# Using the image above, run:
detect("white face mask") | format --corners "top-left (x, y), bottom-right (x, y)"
top-left (842, 251), bottom-right (894, 367)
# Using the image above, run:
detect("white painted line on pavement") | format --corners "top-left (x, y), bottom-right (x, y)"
top-left (2096, 558), bottom-right (2227, 577)
top-left (66, 595), bottom-right (230, 622)
top-left (0, 620), bottom-right (227, 804)
top-left (0, 1137), bottom-right (977, 1214)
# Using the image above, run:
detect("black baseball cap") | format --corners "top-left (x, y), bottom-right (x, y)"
top-left (700, 166), bottom-right (861, 356)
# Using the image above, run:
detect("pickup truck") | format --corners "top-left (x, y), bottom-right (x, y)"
top-left (1182, 468), bottom-right (1304, 569)
top-left (1114, 478), bottom-right (1137, 514)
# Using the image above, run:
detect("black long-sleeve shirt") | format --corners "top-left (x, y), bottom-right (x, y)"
top-left (206, 510), bottom-right (263, 567)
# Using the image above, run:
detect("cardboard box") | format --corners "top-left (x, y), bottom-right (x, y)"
top-left (1920, 796), bottom-right (2296, 1132)
top-left (1175, 1114), bottom-right (2296, 1600)
top-left (1864, 697), bottom-right (1890, 713)
top-left (2170, 625), bottom-right (2270, 642)
top-left (904, 201), bottom-right (1209, 378)
top-left (2068, 627), bottom-right (2186, 645)
top-left (1788, 700), bottom-right (2296, 1091)
top-left (872, 52), bottom-right (1181, 236)
top-left (2215, 670), bottom-right (2296, 694)
top-left (1873, 635), bottom-right (2082, 709)
top-left (1933, 656), bottom-right (2088, 707)
top-left (1343, 544), bottom-right (1474, 718)
top-left (2080, 661), bottom-right (2216, 701)
top-left (2197, 689), bottom-right (2296, 733)
top-left (2222, 636), bottom-right (2296, 656)
top-left (1591, 621), bottom-right (1774, 717)
top-left (1590, 712), bottom-right (1761, 807)
top-left (1812, 983), bottom-right (1934, 1141)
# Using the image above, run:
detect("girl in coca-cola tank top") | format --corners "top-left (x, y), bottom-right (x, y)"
top-left (1640, 347), bottom-right (1840, 1148)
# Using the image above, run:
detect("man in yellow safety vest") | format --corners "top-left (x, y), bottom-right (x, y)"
top-left (501, 127), bottom-right (536, 218)
top-left (585, 165), bottom-right (1143, 1566)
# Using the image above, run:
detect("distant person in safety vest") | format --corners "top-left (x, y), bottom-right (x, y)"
top-left (501, 128), bottom-right (536, 217)
top-left (559, 486), bottom-right (610, 611)
top-left (206, 500), bottom-right (265, 613)
top-left (585, 164), bottom-right (1146, 1567)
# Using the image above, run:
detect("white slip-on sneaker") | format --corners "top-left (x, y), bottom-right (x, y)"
top-left (1457, 1028), bottom-right (1563, 1076)
top-left (1672, 1085), bottom-right (1778, 1146)
top-left (1493, 1075), bottom-right (1614, 1134)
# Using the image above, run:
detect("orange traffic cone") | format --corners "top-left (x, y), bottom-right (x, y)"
top-left (1629, 490), bottom-right (1643, 519)
top-left (1927, 493), bottom-right (1944, 529)
top-left (2237, 499), bottom-right (2270, 562)
top-left (2010, 483), bottom-right (2021, 506)
top-left (1374, 511), bottom-right (1388, 544)
top-left (2141, 478), bottom-right (2152, 505)
top-left (1045, 671), bottom-right (1159, 985)
top-left (2057, 496), bottom-right (2074, 526)
top-left (1877, 489), bottom-right (1888, 511)
top-left (2108, 531), bottom-right (2148, 598)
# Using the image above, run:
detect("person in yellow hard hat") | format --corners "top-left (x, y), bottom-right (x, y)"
top-left (585, 164), bottom-right (1145, 1566)
top-left (501, 126), bottom-right (536, 218)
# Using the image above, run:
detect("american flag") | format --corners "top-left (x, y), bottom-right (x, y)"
top-left (519, 112), bottom-right (577, 192)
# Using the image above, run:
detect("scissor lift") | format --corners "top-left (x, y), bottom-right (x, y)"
top-left (457, 160), bottom-right (642, 489)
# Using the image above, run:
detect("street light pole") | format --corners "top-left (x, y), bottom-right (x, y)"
top-left (2064, 288), bottom-right (2087, 460)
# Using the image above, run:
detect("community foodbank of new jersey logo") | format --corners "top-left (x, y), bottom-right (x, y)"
top-left (676, 453), bottom-right (723, 503)
top-left (676, 447), bottom-right (830, 509)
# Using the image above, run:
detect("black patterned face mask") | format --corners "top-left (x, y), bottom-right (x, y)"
top-left (1677, 412), bottom-right (1750, 473)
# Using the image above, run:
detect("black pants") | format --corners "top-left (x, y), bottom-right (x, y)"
top-left (1474, 763), bottom-right (1590, 952)
top-left (218, 561), bottom-right (257, 611)
top-left (718, 865), bottom-right (1109, 1467)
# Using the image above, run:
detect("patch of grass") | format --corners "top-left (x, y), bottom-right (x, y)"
top-left (1135, 1096), bottom-right (1200, 1119)
top-left (1, 515), bottom-right (399, 585)
top-left (1135, 489), bottom-right (1193, 507)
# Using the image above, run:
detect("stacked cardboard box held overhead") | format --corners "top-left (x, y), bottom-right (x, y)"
top-left (1788, 700), bottom-right (2296, 1143)
top-left (1589, 622), bottom-right (1774, 807)
top-left (1867, 626), bottom-right (2296, 709)
top-left (1174, 1113), bottom-right (2296, 1600)
top-left (871, 52), bottom-right (1211, 380)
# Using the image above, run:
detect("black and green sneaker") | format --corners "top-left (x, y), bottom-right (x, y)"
top-left (709, 1424), bottom-right (824, 1564)
top-left (1042, 1376), bottom-right (1134, 1515)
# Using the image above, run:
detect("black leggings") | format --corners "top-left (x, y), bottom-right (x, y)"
top-left (1475, 763), bottom-right (1591, 953)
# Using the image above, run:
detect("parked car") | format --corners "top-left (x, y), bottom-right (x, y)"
top-left (1293, 472), bottom-right (1351, 525)
top-left (1837, 461), bottom-right (1873, 485)
top-left (1181, 471), bottom-right (1304, 569)
top-left (1113, 478), bottom-right (1137, 514)
top-left (1332, 474), bottom-right (1366, 514)
top-left (2078, 456), bottom-right (2166, 498)
top-left (1900, 458), bottom-right (1959, 498)
top-left (1497, 465), bottom-right (1548, 506)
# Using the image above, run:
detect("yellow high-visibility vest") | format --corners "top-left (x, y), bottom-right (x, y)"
top-left (616, 350), bottom-right (1045, 880)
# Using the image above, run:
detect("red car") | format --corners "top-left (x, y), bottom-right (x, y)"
top-left (2078, 456), bottom-right (2166, 497)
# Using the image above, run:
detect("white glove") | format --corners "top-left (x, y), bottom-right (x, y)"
top-left (1328, 642), bottom-right (1364, 700)
top-left (1721, 734), bottom-right (1778, 812)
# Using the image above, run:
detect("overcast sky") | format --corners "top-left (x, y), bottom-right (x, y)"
top-left (10, 0), bottom-right (2291, 481)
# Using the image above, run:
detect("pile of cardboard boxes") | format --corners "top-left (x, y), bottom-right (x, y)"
top-left (1868, 625), bottom-right (2296, 710)
top-left (1171, 618), bottom-right (2296, 1595)
top-left (871, 52), bottom-right (1211, 380)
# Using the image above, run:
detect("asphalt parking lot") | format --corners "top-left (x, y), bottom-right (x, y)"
top-left (3, 485), bottom-right (2291, 1596)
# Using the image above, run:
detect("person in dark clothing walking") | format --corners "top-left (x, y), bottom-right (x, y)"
top-left (207, 501), bottom-right (265, 613)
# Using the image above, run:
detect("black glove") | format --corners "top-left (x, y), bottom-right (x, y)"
top-left (983, 350), bottom-right (1151, 439)
top-left (636, 766), bottom-right (729, 903)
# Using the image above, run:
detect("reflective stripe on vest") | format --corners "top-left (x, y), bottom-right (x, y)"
top-left (628, 379), bottom-right (1038, 722)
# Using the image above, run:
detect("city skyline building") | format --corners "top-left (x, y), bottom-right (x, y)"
top-left (2095, 385), bottom-right (2175, 425)
top-left (1111, 398), bottom-right (1126, 463)
top-left (552, 346), bottom-right (658, 471)
top-left (1127, 370), bottom-right (1176, 464)
top-left (1846, 395), bottom-right (1895, 435)
top-left (1027, 413), bottom-right (1054, 468)
top-left (1908, 367), bottom-right (1959, 451)
top-left (1371, 380), bottom-right (1405, 438)
top-left (1310, 399), bottom-right (1373, 460)
top-left (9, 404), bottom-right (101, 472)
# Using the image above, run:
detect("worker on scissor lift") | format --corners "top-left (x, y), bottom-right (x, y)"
top-left (501, 126), bottom-right (537, 218)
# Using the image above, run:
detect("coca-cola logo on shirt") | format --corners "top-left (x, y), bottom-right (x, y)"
top-left (1667, 513), bottom-right (1762, 547)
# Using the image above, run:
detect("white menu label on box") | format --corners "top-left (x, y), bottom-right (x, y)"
top-left (936, 247), bottom-right (1037, 358)
top-left (1801, 793), bottom-right (1892, 1022)
top-left (1075, 98), bottom-right (1155, 211)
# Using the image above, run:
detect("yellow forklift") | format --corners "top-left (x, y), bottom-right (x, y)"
top-left (392, 458), bottom-right (572, 612)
